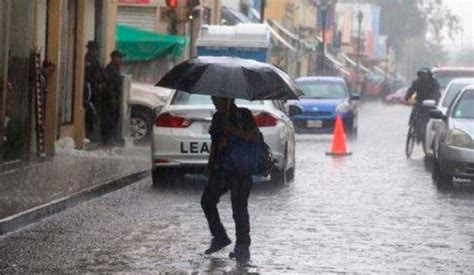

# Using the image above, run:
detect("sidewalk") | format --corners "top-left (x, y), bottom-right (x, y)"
top-left (0, 139), bottom-right (151, 234)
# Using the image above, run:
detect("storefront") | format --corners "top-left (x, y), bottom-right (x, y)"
top-left (0, 0), bottom-right (118, 165)
top-left (0, 0), bottom-right (35, 163)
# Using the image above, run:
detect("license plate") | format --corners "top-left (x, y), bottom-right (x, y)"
top-left (180, 142), bottom-right (211, 154)
top-left (307, 120), bottom-right (323, 128)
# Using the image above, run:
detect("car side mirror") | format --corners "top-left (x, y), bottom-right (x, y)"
top-left (288, 105), bottom-right (303, 117)
top-left (422, 99), bottom-right (437, 109)
top-left (350, 94), bottom-right (361, 101)
top-left (430, 109), bottom-right (446, 120)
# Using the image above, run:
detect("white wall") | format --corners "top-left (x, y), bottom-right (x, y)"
top-left (84, 0), bottom-right (96, 44)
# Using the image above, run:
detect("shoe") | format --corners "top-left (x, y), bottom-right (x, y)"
top-left (229, 245), bottom-right (250, 263)
top-left (204, 237), bottom-right (231, 255)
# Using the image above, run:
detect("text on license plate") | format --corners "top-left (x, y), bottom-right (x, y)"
top-left (180, 142), bottom-right (210, 154)
top-left (307, 120), bottom-right (323, 128)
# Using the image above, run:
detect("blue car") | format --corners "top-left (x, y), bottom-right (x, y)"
top-left (289, 76), bottom-right (360, 136)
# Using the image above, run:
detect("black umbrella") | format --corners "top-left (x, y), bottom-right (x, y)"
top-left (156, 56), bottom-right (302, 100)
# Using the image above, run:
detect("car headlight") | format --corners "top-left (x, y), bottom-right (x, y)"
top-left (336, 102), bottom-right (351, 114)
top-left (446, 129), bottom-right (473, 148)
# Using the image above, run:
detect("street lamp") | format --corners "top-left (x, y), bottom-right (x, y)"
top-left (356, 10), bottom-right (364, 75)
top-left (314, 0), bottom-right (332, 76)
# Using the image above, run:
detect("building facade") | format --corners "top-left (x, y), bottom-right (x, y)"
top-left (0, 0), bottom-right (118, 164)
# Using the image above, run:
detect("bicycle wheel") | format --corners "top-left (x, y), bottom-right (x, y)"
top-left (405, 125), bottom-right (416, 158)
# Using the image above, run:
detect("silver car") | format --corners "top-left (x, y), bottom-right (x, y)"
top-left (430, 86), bottom-right (474, 186)
top-left (424, 78), bottom-right (474, 156)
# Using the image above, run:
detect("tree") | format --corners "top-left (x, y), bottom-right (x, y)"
top-left (451, 48), bottom-right (474, 66)
top-left (378, 0), bottom-right (461, 78)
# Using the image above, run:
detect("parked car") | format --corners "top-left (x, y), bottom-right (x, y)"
top-left (431, 67), bottom-right (474, 92)
top-left (151, 91), bottom-right (296, 186)
top-left (430, 86), bottom-right (474, 186)
top-left (384, 86), bottom-right (408, 104)
top-left (290, 76), bottom-right (360, 136)
top-left (129, 83), bottom-right (173, 143)
top-left (424, 78), bottom-right (474, 156)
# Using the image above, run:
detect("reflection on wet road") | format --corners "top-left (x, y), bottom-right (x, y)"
top-left (1, 102), bottom-right (474, 273)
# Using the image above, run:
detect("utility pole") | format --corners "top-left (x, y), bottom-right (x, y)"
top-left (315, 0), bottom-right (332, 76)
top-left (260, 0), bottom-right (266, 23)
top-left (356, 10), bottom-right (363, 75)
top-left (321, 9), bottom-right (326, 76)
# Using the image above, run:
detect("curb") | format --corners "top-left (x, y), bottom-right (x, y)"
top-left (0, 170), bottom-right (150, 235)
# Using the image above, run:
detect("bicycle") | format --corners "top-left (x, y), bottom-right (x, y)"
top-left (405, 104), bottom-right (430, 158)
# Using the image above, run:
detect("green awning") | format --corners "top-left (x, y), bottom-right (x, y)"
top-left (116, 24), bottom-right (188, 63)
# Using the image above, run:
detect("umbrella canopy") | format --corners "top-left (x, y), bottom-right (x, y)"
top-left (156, 56), bottom-right (302, 100)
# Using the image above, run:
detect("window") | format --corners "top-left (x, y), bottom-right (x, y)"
top-left (58, 0), bottom-right (77, 124)
top-left (452, 90), bottom-right (474, 119)
top-left (442, 82), bottom-right (474, 108)
top-left (172, 91), bottom-right (262, 106)
top-left (296, 81), bottom-right (349, 99)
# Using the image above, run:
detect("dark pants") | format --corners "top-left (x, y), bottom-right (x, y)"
top-left (101, 104), bottom-right (119, 145)
top-left (201, 171), bottom-right (252, 248)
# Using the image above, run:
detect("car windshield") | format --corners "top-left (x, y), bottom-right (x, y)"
top-left (172, 91), bottom-right (262, 105)
top-left (433, 71), bottom-right (474, 89)
top-left (452, 90), bottom-right (474, 119)
top-left (297, 81), bottom-right (348, 99)
top-left (442, 82), bottom-right (474, 107)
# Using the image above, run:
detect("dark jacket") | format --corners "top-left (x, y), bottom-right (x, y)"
top-left (209, 104), bottom-right (262, 171)
top-left (405, 75), bottom-right (441, 104)
top-left (84, 52), bottom-right (102, 104)
top-left (102, 63), bottom-right (122, 110)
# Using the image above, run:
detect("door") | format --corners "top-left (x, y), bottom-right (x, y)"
top-left (2, 0), bottom-right (35, 162)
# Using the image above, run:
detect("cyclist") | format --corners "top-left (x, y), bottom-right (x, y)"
top-left (404, 68), bottom-right (441, 143)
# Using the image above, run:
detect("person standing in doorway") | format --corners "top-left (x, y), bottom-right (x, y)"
top-left (101, 50), bottom-right (124, 146)
top-left (201, 96), bottom-right (263, 263)
top-left (84, 41), bottom-right (103, 141)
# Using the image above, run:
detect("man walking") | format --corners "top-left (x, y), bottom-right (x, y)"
top-left (201, 96), bottom-right (263, 263)
top-left (101, 50), bottom-right (125, 146)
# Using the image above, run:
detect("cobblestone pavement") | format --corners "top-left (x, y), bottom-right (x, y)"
top-left (1, 102), bottom-right (474, 273)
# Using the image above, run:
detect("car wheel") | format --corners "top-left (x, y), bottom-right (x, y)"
top-left (286, 166), bottom-right (295, 182)
top-left (271, 146), bottom-right (288, 185)
top-left (130, 108), bottom-right (153, 144)
top-left (432, 161), bottom-right (453, 187)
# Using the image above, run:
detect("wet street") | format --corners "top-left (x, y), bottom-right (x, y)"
top-left (1, 102), bottom-right (474, 273)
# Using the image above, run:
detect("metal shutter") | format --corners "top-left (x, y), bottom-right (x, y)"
top-left (117, 6), bottom-right (157, 32)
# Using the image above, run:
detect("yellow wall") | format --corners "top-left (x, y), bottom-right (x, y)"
top-left (264, 0), bottom-right (287, 22)
top-left (42, 0), bottom-right (118, 152)
top-left (44, 0), bottom-right (62, 154)
top-left (266, 0), bottom-right (317, 29)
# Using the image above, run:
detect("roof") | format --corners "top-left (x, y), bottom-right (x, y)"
top-left (266, 24), bottom-right (297, 52)
top-left (340, 52), bottom-right (372, 74)
top-left (432, 67), bottom-right (474, 72)
top-left (196, 23), bottom-right (271, 48)
top-left (295, 76), bottom-right (346, 82)
top-left (116, 25), bottom-right (188, 63)
top-left (463, 84), bottom-right (474, 90)
top-left (220, 6), bottom-right (252, 25)
top-left (447, 78), bottom-right (474, 84)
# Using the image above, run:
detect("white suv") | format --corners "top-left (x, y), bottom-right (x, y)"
top-left (151, 91), bottom-right (296, 186)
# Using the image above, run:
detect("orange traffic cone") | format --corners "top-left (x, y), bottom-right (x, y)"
top-left (326, 115), bottom-right (352, 156)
